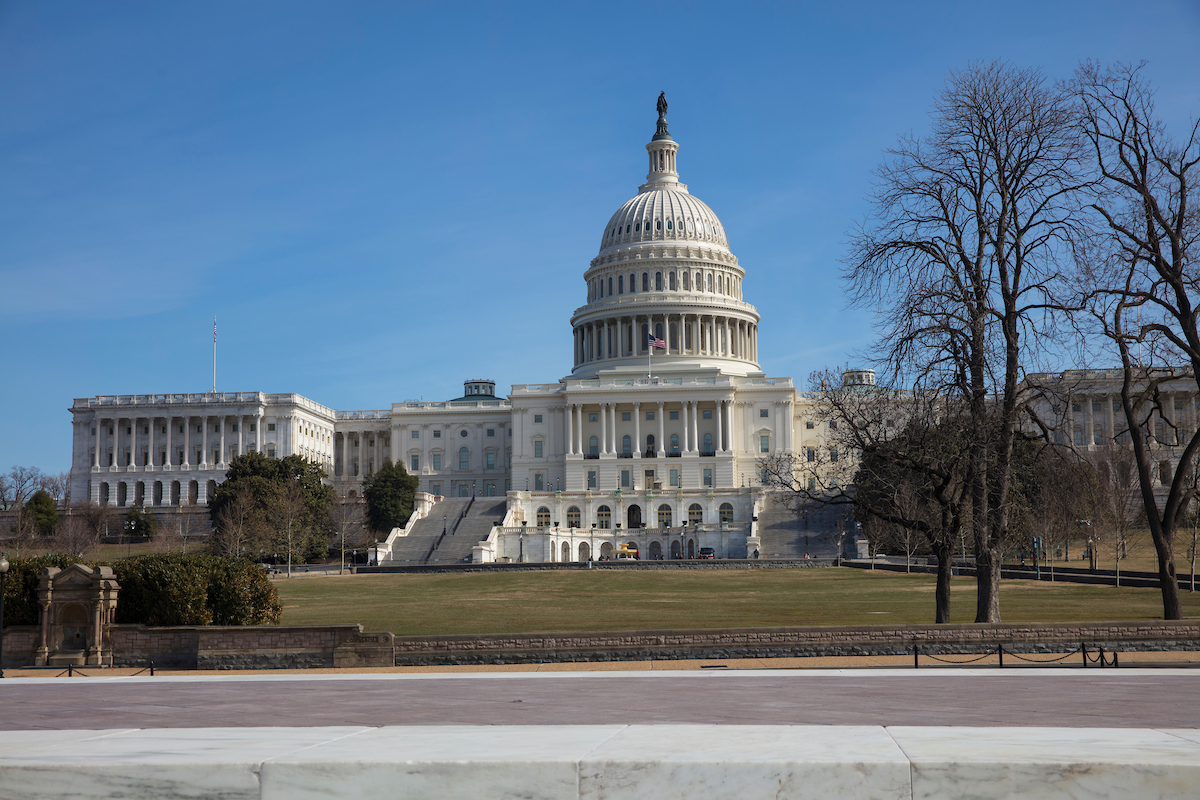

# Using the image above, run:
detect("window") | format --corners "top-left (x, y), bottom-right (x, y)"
top-left (487, 452), bottom-right (496, 469)
top-left (268, 448), bottom-right (276, 458)
top-left (534, 440), bottom-right (543, 458)
top-left (487, 429), bottom-right (495, 437)
top-left (829, 420), bottom-right (837, 430)
top-left (588, 470), bottom-right (597, 488)
top-left (460, 429), bottom-right (469, 438)
top-left (703, 433), bottom-right (713, 453)
top-left (669, 468), bottom-right (679, 487)
top-left (808, 477), bottom-right (816, 491)
top-left (1072, 403), bottom-right (1082, 413)
top-left (249, 424), bottom-right (256, 432)
top-left (703, 468), bottom-right (713, 487)
top-left (622, 435), bottom-right (632, 455)
top-left (589, 413), bottom-right (598, 422)
top-left (760, 409), bottom-right (768, 418)
top-left (630, 273), bottom-right (636, 292)
top-left (597, 505), bottom-right (611, 528)
top-left (618, 275), bottom-right (624, 293)
top-left (433, 430), bottom-right (441, 438)
top-left (538, 507), bottom-right (551, 526)
top-left (643, 272), bottom-right (649, 291)
top-left (622, 412), bottom-right (631, 421)
top-left (411, 455), bottom-right (420, 471)
top-left (621, 469), bottom-right (630, 488)
top-left (703, 410), bottom-right (712, 419)
top-left (1074, 429), bottom-right (1084, 446)
top-left (268, 423), bottom-right (276, 432)
top-left (535, 473), bottom-right (544, 490)
top-left (589, 436), bottom-right (599, 456)
top-left (719, 503), bottom-right (733, 523)
top-left (1093, 428), bottom-right (1102, 446)
top-left (646, 434), bottom-right (656, 453)
top-left (760, 435), bottom-right (770, 453)
top-left (1095, 402), bottom-right (1105, 412)
top-left (670, 434), bottom-right (680, 452)
top-left (830, 447), bottom-right (839, 463)
top-left (688, 504), bottom-right (703, 525)
top-left (805, 421), bottom-right (814, 429)
top-left (608, 276), bottom-right (613, 295)
top-left (669, 272), bottom-right (677, 290)
top-left (658, 504), bottom-right (673, 527)
top-left (670, 410), bottom-right (679, 420)
top-left (806, 447), bottom-right (816, 463)
top-left (459, 447), bottom-right (469, 469)
top-left (655, 272), bottom-right (663, 290)
top-left (567, 506), bottom-right (581, 528)
top-left (646, 411), bottom-right (655, 421)
top-left (411, 430), bottom-right (420, 438)
top-left (534, 414), bottom-right (543, 423)
top-left (433, 453), bottom-right (442, 470)
top-left (431, 483), bottom-right (441, 496)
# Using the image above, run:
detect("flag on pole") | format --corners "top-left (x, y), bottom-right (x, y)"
top-left (213, 317), bottom-right (217, 342)
top-left (648, 335), bottom-right (666, 350)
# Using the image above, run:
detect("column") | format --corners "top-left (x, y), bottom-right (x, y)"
top-left (165, 416), bottom-right (172, 466)
top-left (257, 411), bottom-right (264, 455)
top-left (633, 402), bottom-right (641, 458)
top-left (518, 409), bottom-right (526, 459)
top-left (690, 400), bottom-right (699, 454)
top-left (566, 403), bottom-right (574, 455)
top-left (374, 431), bottom-right (381, 473)
top-left (600, 403), bottom-right (608, 454)
top-left (238, 414), bottom-right (244, 459)
top-left (184, 416), bottom-right (191, 466)
top-left (200, 416), bottom-right (208, 467)
top-left (219, 415), bottom-right (227, 466)
top-left (657, 401), bottom-right (665, 457)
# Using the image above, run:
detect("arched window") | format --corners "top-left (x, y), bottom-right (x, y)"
top-left (625, 224), bottom-right (631, 233)
top-left (618, 275), bottom-right (624, 293)
top-left (656, 218), bottom-right (662, 231)
top-left (669, 272), bottom-right (677, 290)
top-left (703, 432), bottom-right (713, 453)
top-left (642, 272), bottom-right (649, 291)
top-left (597, 505), bottom-right (611, 528)
top-left (682, 272), bottom-right (690, 290)
top-left (670, 433), bottom-right (680, 452)
top-left (458, 447), bottom-right (469, 469)
top-left (667, 218), bottom-right (673, 230)
top-left (537, 507), bottom-right (550, 526)
top-left (646, 434), bottom-right (655, 454)
top-left (695, 271), bottom-right (701, 289)
top-left (707, 273), bottom-right (713, 292)
top-left (630, 273), bottom-right (637, 292)
top-left (567, 506), bottom-right (581, 528)
top-left (655, 272), bottom-right (663, 290)
top-left (688, 503), bottom-right (703, 525)
top-left (657, 504), bottom-right (673, 527)
top-left (622, 434), bottom-right (632, 455)
top-left (719, 503), bottom-right (734, 523)
top-left (655, 322), bottom-right (664, 341)
top-left (589, 435), bottom-right (599, 456)
top-left (608, 276), bottom-right (613, 295)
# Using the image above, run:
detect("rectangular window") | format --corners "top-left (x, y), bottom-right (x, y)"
top-left (759, 409), bottom-right (768, 418)
top-left (807, 447), bottom-right (816, 463)
top-left (487, 429), bottom-right (495, 437)
top-left (760, 435), bottom-right (770, 453)
top-left (829, 420), bottom-right (837, 430)
top-left (433, 429), bottom-right (441, 438)
top-left (267, 423), bottom-right (276, 431)
top-left (431, 483), bottom-right (441, 496)
top-left (589, 413), bottom-right (598, 422)
top-left (411, 430), bottom-right (420, 438)
top-left (411, 455), bottom-right (420, 471)
top-left (1095, 402), bottom-right (1104, 412)
top-left (487, 452), bottom-right (496, 469)
top-left (621, 469), bottom-right (630, 488)
top-left (1093, 429), bottom-right (1102, 446)
top-left (179, 425), bottom-right (184, 434)
top-left (646, 411), bottom-right (655, 421)
top-left (808, 477), bottom-right (817, 491)
top-left (830, 447), bottom-right (839, 463)
top-left (232, 424), bottom-right (238, 432)
top-left (1074, 429), bottom-right (1084, 446)
top-left (268, 448), bottom-right (276, 458)
top-left (535, 414), bottom-right (543, 423)
top-left (433, 453), bottom-right (442, 470)
top-left (587, 471), bottom-right (597, 488)
top-left (703, 410), bottom-right (712, 419)
top-left (535, 473), bottom-right (545, 491)
top-left (622, 412), bottom-right (631, 421)
top-left (1072, 403), bottom-right (1082, 413)
top-left (534, 440), bottom-right (543, 458)
top-left (670, 469), bottom-right (679, 487)
top-left (703, 468), bottom-right (713, 487)
top-left (670, 410), bottom-right (679, 420)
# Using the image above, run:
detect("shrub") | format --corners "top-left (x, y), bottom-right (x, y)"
top-left (1, 554), bottom-right (77, 627)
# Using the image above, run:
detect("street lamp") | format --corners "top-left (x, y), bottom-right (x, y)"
top-left (0, 553), bottom-right (8, 678)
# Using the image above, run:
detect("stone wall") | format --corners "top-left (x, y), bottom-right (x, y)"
top-left (391, 620), bottom-right (1200, 666)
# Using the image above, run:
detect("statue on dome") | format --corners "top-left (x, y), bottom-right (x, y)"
top-left (657, 92), bottom-right (668, 118)
top-left (654, 92), bottom-right (670, 139)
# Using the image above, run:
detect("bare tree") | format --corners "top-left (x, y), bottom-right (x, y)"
top-left (330, 494), bottom-right (367, 574)
top-left (72, 501), bottom-right (117, 540)
top-left (846, 62), bottom-right (1087, 622)
top-left (210, 487), bottom-right (263, 558)
top-left (39, 471), bottom-right (70, 505)
top-left (1071, 61), bottom-right (1200, 618)
top-left (272, 480), bottom-right (309, 576)
top-left (1087, 444), bottom-right (1145, 586)
top-left (5, 466), bottom-right (43, 509)
top-left (56, 513), bottom-right (99, 557)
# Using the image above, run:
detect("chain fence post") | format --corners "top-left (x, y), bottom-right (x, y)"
top-left (998, 644), bottom-right (1003, 668)
top-left (913, 644), bottom-right (918, 669)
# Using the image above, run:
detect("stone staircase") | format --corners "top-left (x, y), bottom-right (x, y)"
top-left (755, 492), bottom-right (852, 559)
top-left (426, 498), bottom-right (508, 564)
top-left (383, 498), bottom-right (472, 564)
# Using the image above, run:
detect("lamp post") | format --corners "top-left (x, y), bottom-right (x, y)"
top-left (520, 520), bottom-right (526, 563)
top-left (0, 553), bottom-right (9, 678)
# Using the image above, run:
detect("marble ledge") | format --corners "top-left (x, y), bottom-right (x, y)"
top-left (0, 724), bottom-right (1197, 800)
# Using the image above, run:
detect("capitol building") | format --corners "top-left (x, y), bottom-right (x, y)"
top-left (68, 100), bottom-right (847, 563)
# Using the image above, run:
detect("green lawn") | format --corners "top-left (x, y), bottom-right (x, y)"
top-left (274, 567), bottom-right (1200, 636)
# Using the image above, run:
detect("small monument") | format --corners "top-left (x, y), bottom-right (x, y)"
top-left (34, 565), bottom-right (120, 667)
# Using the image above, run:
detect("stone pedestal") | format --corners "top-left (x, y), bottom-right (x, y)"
top-left (33, 565), bottom-right (120, 667)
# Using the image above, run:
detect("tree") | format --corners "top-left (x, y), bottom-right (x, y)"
top-left (2, 465), bottom-right (42, 510)
top-left (1086, 444), bottom-right (1145, 586)
top-left (124, 505), bottom-right (159, 539)
top-left (1071, 62), bottom-right (1200, 619)
top-left (210, 487), bottom-right (263, 559)
top-left (362, 459), bottom-right (419, 534)
top-left (73, 501), bottom-right (117, 539)
top-left (55, 514), bottom-right (99, 557)
top-left (845, 62), bottom-right (1087, 622)
top-left (330, 494), bottom-right (368, 574)
top-left (25, 489), bottom-right (59, 536)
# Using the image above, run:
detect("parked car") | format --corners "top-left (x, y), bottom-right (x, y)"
top-left (698, 547), bottom-right (716, 559)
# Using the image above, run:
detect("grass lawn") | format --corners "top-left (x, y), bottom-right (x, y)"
top-left (274, 567), bottom-right (1200, 636)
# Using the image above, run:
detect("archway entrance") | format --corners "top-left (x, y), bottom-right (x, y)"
top-left (578, 542), bottom-right (590, 561)
top-left (648, 541), bottom-right (662, 560)
top-left (670, 540), bottom-right (681, 559)
top-left (687, 538), bottom-right (695, 558)
top-left (627, 504), bottom-right (642, 529)
top-left (561, 541), bottom-right (571, 562)
top-left (600, 542), bottom-right (614, 559)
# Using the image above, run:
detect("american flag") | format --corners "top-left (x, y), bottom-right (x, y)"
top-left (648, 335), bottom-right (666, 350)
top-left (213, 317), bottom-right (217, 342)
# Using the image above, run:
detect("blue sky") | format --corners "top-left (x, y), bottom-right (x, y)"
top-left (3, 1), bottom-right (1199, 475)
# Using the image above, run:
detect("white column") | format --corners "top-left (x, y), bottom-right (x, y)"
top-left (256, 411), bottom-right (264, 455)
top-left (184, 417), bottom-right (191, 466)
top-left (201, 416), bottom-right (208, 467)
top-left (566, 403), bottom-right (574, 455)
top-left (219, 415), bottom-right (227, 466)
top-left (657, 401), bottom-right (665, 457)
top-left (165, 416), bottom-right (173, 466)
top-left (633, 402), bottom-right (641, 458)
top-left (237, 414), bottom-right (244, 459)
top-left (600, 402), bottom-right (608, 454)
top-left (690, 400), bottom-right (699, 454)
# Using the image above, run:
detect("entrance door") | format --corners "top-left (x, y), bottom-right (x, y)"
top-left (687, 539), bottom-right (695, 558)
top-left (627, 504), bottom-right (642, 529)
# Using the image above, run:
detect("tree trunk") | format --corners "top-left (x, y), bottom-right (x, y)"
top-left (1153, 536), bottom-right (1182, 619)
top-left (934, 543), bottom-right (953, 623)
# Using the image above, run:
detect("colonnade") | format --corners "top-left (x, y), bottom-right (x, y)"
top-left (564, 399), bottom-right (735, 456)
top-left (337, 430), bottom-right (385, 479)
top-left (91, 412), bottom-right (267, 470)
top-left (574, 313), bottom-right (757, 367)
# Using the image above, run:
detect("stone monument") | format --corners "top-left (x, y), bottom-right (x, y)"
top-left (34, 564), bottom-right (120, 667)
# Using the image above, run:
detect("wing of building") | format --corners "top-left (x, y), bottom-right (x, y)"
top-left (69, 101), bottom-right (856, 562)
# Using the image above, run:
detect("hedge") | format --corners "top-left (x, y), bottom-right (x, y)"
top-left (1, 553), bottom-right (281, 628)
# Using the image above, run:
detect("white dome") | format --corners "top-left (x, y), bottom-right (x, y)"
top-left (598, 189), bottom-right (730, 256)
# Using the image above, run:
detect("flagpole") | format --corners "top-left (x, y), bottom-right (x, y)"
top-left (212, 316), bottom-right (217, 393)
